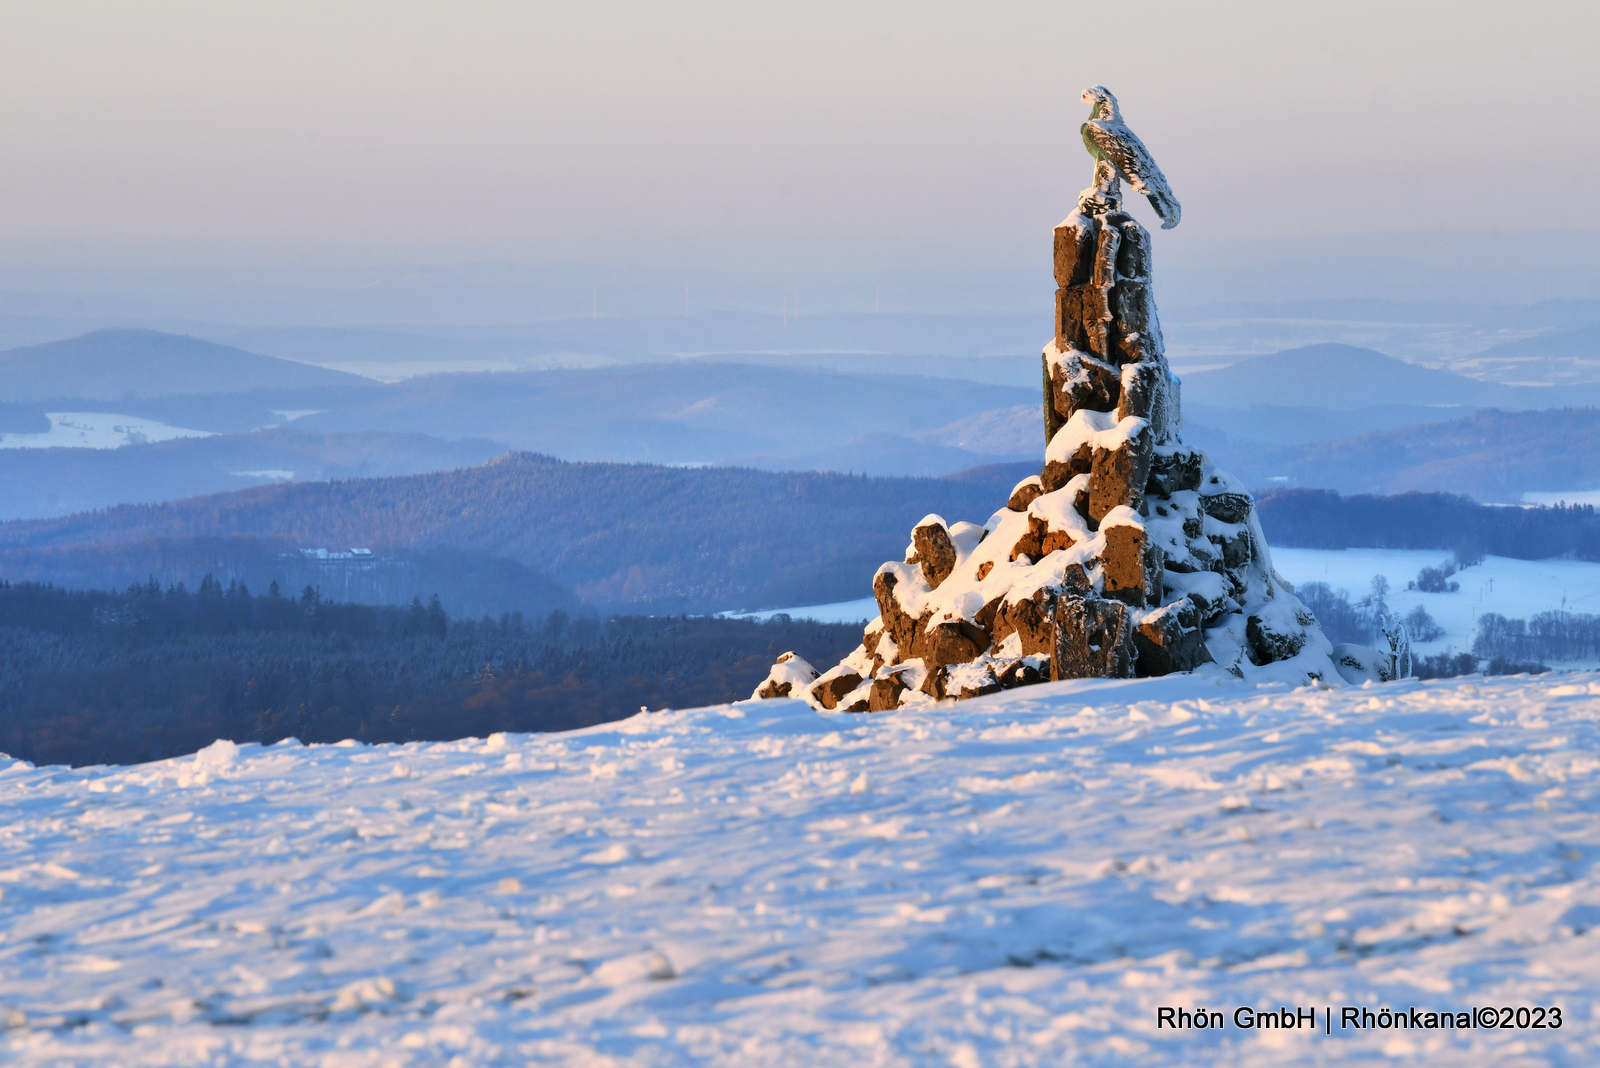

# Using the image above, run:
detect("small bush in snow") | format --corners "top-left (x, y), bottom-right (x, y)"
top-left (1409, 561), bottom-right (1459, 593)
top-left (1404, 604), bottom-right (1445, 642)
top-left (1413, 651), bottom-right (1479, 679)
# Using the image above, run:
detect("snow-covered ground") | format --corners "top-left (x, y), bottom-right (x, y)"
top-left (729, 597), bottom-right (880, 624)
top-left (736, 549), bottom-right (1600, 666)
top-left (3, 672), bottom-right (1599, 1065)
top-left (1271, 548), bottom-right (1600, 663)
top-left (0, 412), bottom-right (214, 449)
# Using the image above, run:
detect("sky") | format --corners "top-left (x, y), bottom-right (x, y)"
top-left (0, 1), bottom-right (1595, 316)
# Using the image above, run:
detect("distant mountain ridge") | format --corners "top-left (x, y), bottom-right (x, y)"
top-left (0, 428), bottom-right (508, 521)
top-left (1179, 342), bottom-right (1600, 410)
top-left (0, 329), bottom-right (370, 403)
top-left (1452, 322), bottom-right (1600, 386)
top-left (1225, 407), bottom-right (1600, 502)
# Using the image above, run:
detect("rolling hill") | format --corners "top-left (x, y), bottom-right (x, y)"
top-left (0, 453), bottom-right (1018, 613)
top-left (1226, 407), bottom-right (1600, 502)
top-left (0, 428), bottom-right (509, 521)
top-left (1178, 342), bottom-right (1600, 410)
top-left (0, 329), bottom-right (370, 402)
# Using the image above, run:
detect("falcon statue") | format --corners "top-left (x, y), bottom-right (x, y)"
top-left (1079, 86), bottom-right (1181, 229)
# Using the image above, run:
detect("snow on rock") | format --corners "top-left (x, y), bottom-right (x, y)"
top-left (753, 652), bottom-right (820, 700)
top-left (2, 673), bottom-right (1598, 1064)
top-left (762, 191), bottom-right (1362, 709)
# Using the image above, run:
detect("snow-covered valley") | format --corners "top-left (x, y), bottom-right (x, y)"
top-left (3, 672), bottom-right (1599, 1065)
top-left (0, 412), bottom-right (214, 450)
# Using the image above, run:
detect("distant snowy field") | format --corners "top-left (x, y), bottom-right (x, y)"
top-left (1273, 548), bottom-right (1600, 663)
top-left (0, 412), bottom-right (213, 449)
top-left (738, 549), bottom-right (1600, 666)
top-left (4, 672), bottom-right (1600, 1065)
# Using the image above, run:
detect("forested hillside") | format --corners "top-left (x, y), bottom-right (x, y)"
top-left (0, 538), bottom-right (576, 620)
top-left (1256, 489), bottom-right (1600, 559)
top-left (1227, 408), bottom-right (1600, 501)
top-left (0, 579), bottom-right (861, 767)
top-left (0, 455), bottom-right (1015, 612)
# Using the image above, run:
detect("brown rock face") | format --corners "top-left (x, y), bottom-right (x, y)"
top-left (913, 520), bottom-right (958, 590)
top-left (1053, 596), bottom-right (1137, 680)
top-left (756, 678), bottom-right (793, 698)
top-left (1108, 282), bottom-right (1157, 362)
top-left (1114, 217), bottom-right (1151, 280)
top-left (1007, 477), bottom-right (1044, 511)
top-left (868, 675), bottom-right (907, 711)
top-left (1088, 422), bottom-right (1154, 523)
top-left (1053, 216), bottom-right (1097, 289)
top-left (922, 618), bottom-right (989, 669)
top-left (1009, 514), bottom-right (1079, 563)
top-left (1133, 599), bottom-right (1212, 676)
top-left (1039, 460), bottom-right (1073, 495)
top-left (1051, 350), bottom-right (1121, 421)
top-left (975, 594), bottom-right (1003, 632)
top-left (1102, 520), bottom-right (1164, 608)
top-left (811, 672), bottom-right (864, 710)
top-left (993, 587), bottom-right (1056, 657)
top-left (873, 570), bottom-right (921, 656)
top-left (1116, 360), bottom-right (1172, 435)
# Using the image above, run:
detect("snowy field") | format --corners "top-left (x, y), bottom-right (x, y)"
top-left (737, 549), bottom-right (1600, 666)
top-left (729, 596), bottom-right (881, 624)
top-left (1272, 548), bottom-right (1600, 664)
top-left (0, 412), bottom-right (213, 449)
top-left (3, 671), bottom-right (1600, 1065)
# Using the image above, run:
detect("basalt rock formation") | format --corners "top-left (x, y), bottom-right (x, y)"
top-left (754, 90), bottom-right (1365, 708)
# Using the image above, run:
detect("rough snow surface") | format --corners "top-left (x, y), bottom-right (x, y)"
top-left (3, 673), bottom-right (1600, 1064)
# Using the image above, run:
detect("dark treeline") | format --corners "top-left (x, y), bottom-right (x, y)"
top-left (1257, 489), bottom-right (1600, 559)
top-left (1296, 576), bottom-right (1446, 646)
top-left (0, 579), bottom-right (862, 769)
top-left (1473, 611), bottom-right (1600, 665)
top-left (0, 537), bottom-right (576, 621)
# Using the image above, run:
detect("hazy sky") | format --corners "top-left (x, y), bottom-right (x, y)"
top-left (2, 0), bottom-right (1595, 269)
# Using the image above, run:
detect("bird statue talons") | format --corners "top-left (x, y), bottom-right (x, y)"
top-left (1077, 185), bottom-right (1123, 217)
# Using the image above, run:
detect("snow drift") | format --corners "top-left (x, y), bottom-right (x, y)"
top-left (1, 672), bottom-right (1596, 1064)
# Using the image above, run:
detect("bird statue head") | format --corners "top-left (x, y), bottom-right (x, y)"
top-left (1082, 86), bottom-right (1121, 123)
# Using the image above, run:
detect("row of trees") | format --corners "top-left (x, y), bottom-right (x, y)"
top-left (0, 579), bottom-right (862, 768)
top-left (0, 576), bottom-right (449, 639)
top-left (1295, 577), bottom-right (1445, 646)
top-left (1472, 611), bottom-right (1600, 665)
top-left (1256, 489), bottom-right (1600, 560)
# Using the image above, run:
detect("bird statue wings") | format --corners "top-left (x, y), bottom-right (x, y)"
top-left (1079, 86), bottom-right (1181, 229)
